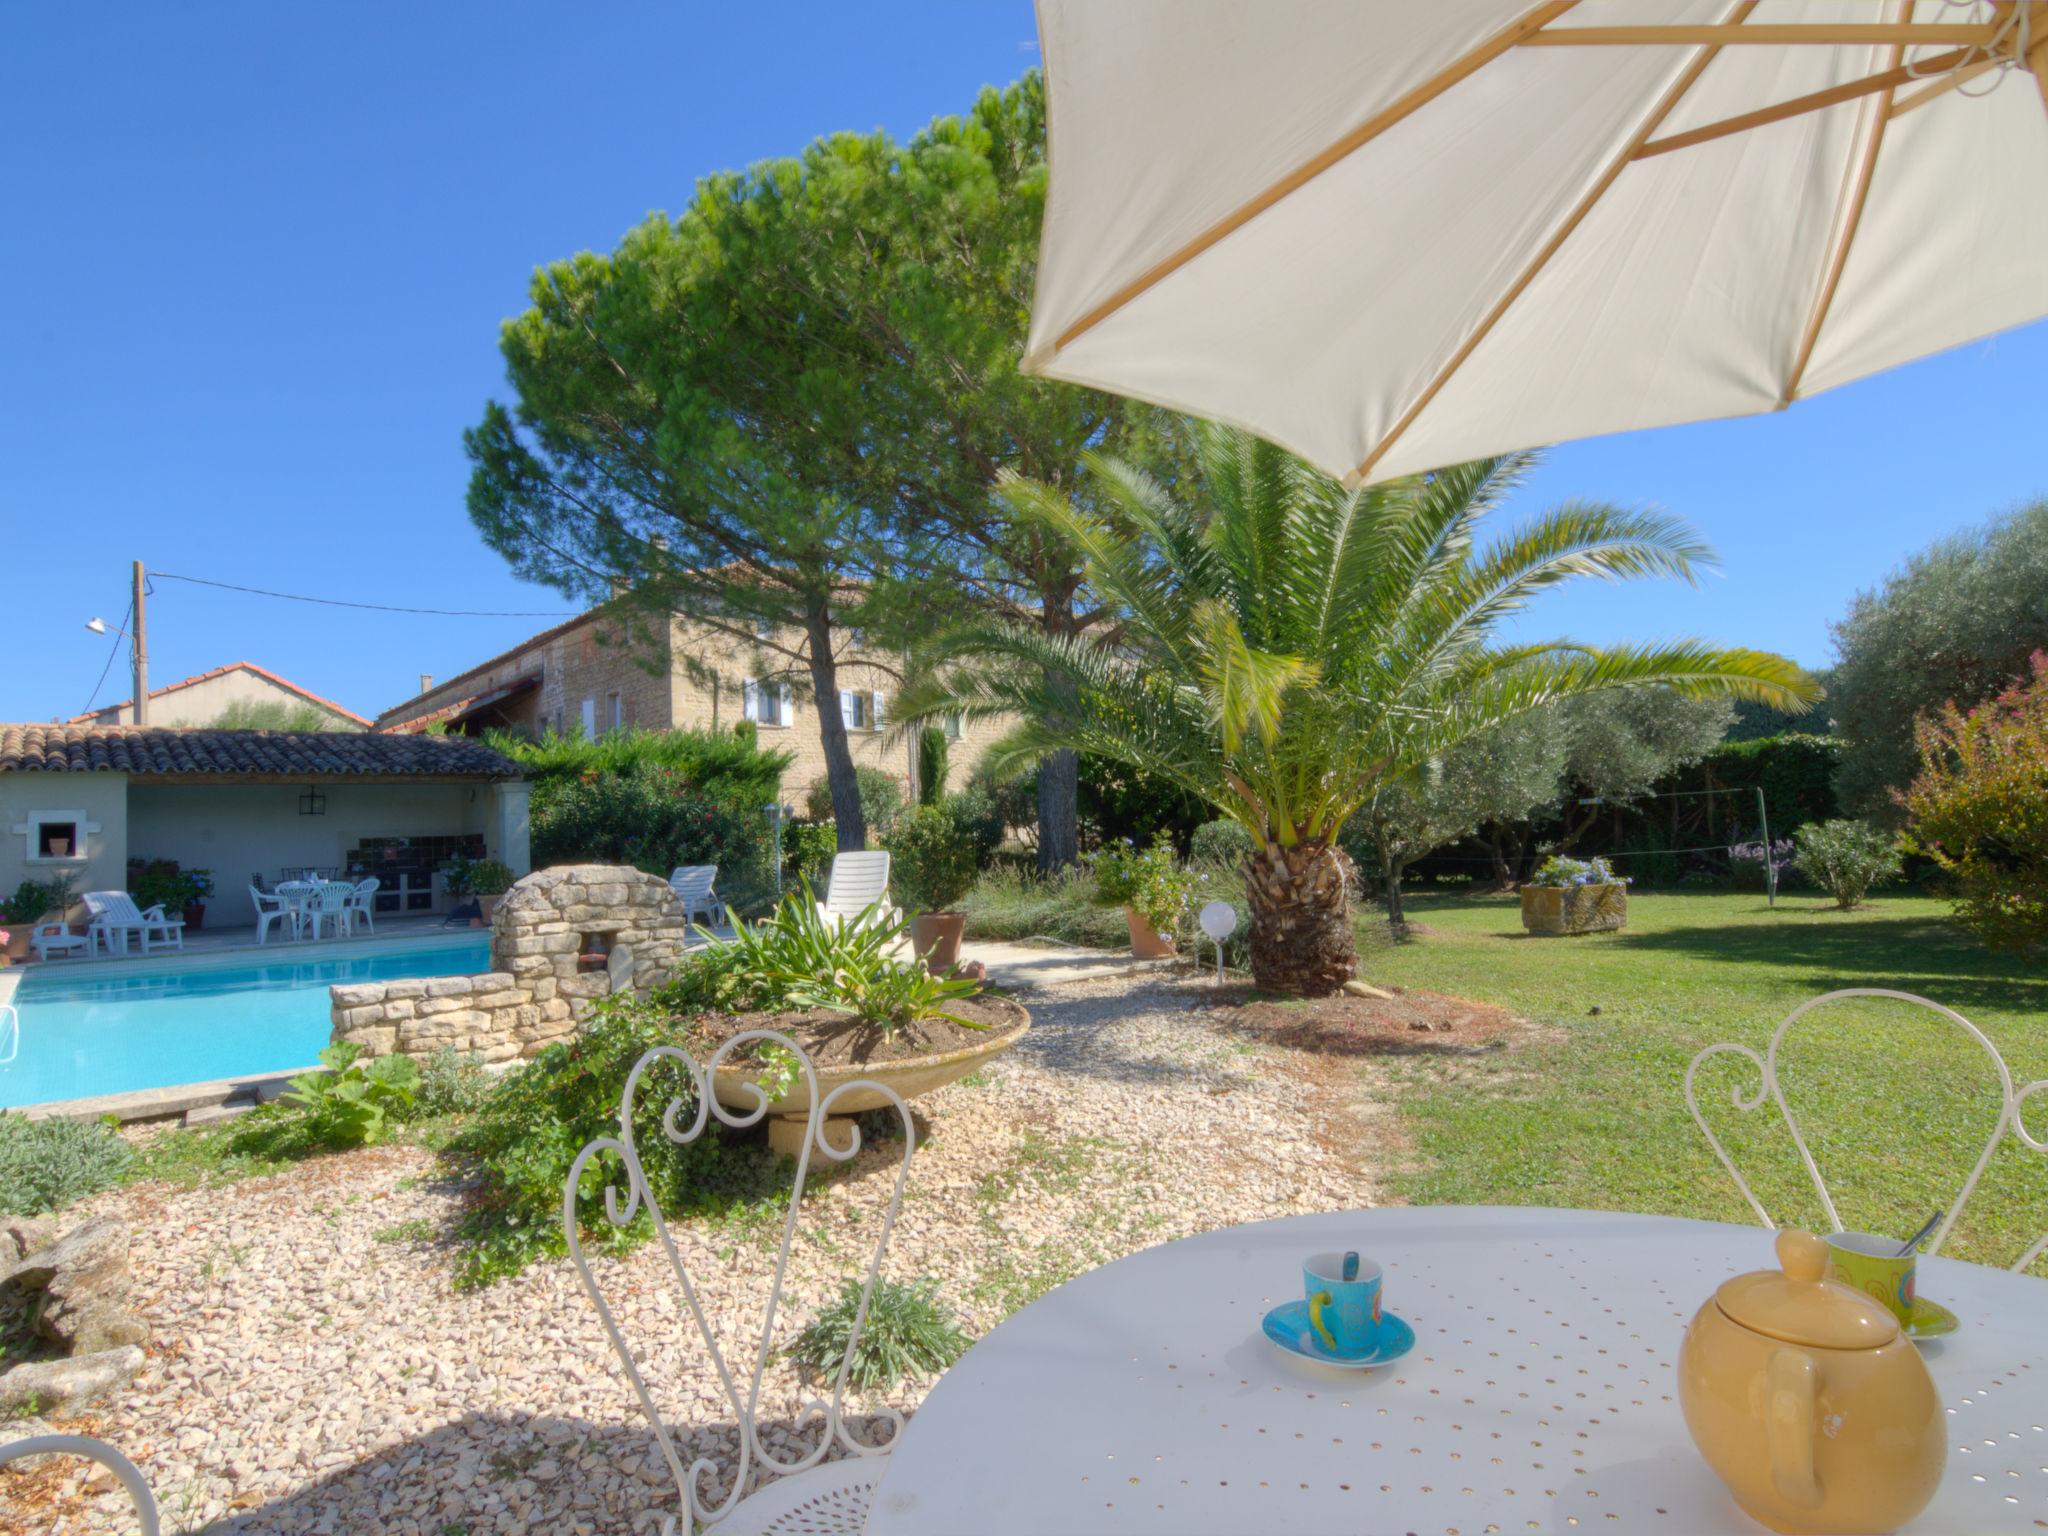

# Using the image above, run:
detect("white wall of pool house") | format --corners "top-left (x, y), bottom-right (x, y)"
top-left (1, 774), bottom-right (531, 926)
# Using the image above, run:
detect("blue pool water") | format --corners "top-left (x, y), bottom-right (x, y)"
top-left (1, 938), bottom-right (490, 1108)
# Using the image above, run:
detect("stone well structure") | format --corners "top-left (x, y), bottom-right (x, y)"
top-left (330, 864), bottom-right (692, 1063)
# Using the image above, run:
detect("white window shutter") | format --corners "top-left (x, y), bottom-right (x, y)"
top-left (743, 679), bottom-right (759, 722)
top-left (871, 690), bottom-right (886, 730)
top-left (840, 690), bottom-right (858, 729)
top-left (580, 697), bottom-right (596, 738)
top-left (778, 682), bottom-right (792, 724)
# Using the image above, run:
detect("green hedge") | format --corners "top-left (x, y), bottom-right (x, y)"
top-left (1694, 733), bottom-right (1841, 831)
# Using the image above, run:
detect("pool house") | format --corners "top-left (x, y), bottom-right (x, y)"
top-left (0, 724), bottom-right (530, 933)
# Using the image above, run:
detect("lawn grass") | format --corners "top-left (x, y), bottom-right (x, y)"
top-left (1356, 889), bottom-right (2048, 1274)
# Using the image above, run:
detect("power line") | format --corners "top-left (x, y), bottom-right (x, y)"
top-left (149, 571), bottom-right (575, 619)
top-left (79, 598), bottom-right (133, 718)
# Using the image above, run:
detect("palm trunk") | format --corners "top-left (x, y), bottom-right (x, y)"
top-left (1243, 841), bottom-right (1356, 996)
top-left (1036, 581), bottom-right (1083, 872)
top-left (1383, 864), bottom-right (1407, 929)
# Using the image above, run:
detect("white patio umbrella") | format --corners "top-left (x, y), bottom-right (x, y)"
top-left (1021, 1), bottom-right (2048, 485)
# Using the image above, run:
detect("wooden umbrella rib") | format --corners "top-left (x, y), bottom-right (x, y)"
top-left (1636, 46), bottom-right (1969, 156)
top-left (1046, 0), bottom-right (1581, 356)
top-left (1519, 22), bottom-right (1993, 46)
top-left (1887, 52), bottom-right (2007, 116)
top-left (1780, 9), bottom-right (1913, 406)
top-left (1345, 6), bottom-right (1757, 488)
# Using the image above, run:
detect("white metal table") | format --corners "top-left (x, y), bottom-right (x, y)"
top-left (865, 1207), bottom-right (2048, 1534)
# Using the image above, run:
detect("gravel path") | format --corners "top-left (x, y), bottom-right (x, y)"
top-left (5, 969), bottom-right (1382, 1535)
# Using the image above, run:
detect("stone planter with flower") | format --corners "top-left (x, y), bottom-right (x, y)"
top-left (1520, 854), bottom-right (1629, 936)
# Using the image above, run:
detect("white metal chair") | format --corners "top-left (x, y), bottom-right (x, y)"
top-left (29, 920), bottom-right (88, 961)
top-left (816, 851), bottom-right (899, 932)
top-left (82, 890), bottom-right (185, 957)
top-left (344, 877), bottom-right (380, 936)
top-left (669, 865), bottom-right (733, 934)
top-left (565, 1036), bottom-right (914, 1533)
top-left (0, 1433), bottom-right (160, 1533)
top-left (1686, 987), bottom-right (2048, 1273)
top-left (250, 884), bottom-right (300, 945)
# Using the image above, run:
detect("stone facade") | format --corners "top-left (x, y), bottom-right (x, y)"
top-left (330, 864), bottom-right (692, 1063)
top-left (374, 602), bottom-right (1010, 805)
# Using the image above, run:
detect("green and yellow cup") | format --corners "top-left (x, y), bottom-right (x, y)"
top-left (1824, 1230), bottom-right (1916, 1326)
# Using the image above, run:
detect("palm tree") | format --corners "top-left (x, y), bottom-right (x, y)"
top-left (899, 426), bottom-right (1818, 996)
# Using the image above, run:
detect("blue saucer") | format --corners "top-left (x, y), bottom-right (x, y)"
top-left (1261, 1301), bottom-right (1416, 1369)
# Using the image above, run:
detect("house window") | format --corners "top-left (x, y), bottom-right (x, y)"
top-left (12, 810), bottom-right (92, 864)
top-left (744, 679), bottom-right (789, 727)
top-left (580, 697), bottom-right (596, 738)
top-left (754, 617), bottom-right (774, 640)
top-left (943, 710), bottom-right (964, 741)
top-left (840, 691), bottom-right (870, 731)
top-left (606, 692), bottom-right (624, 732)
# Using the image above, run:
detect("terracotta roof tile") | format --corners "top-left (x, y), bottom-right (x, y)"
top-left (0, 725), bottom-right (522, 778)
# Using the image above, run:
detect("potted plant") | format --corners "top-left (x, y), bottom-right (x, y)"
top-left (885, 802), bottom-right (980, 972)
top-left (132, 860), bottom-right (215, 931)
top-left (1, 879), bottom-right (61, 963)
top-left (468, 859), bottom-right (515, 924)
top-left (1095, 835), bottom-right (1191, 958)
top-left (1520, 854), bottom-right (1630, 936)
top-left (688, 886), bottom-right (1031, 1155)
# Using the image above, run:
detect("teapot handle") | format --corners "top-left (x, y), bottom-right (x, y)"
top-left (1766, 1347), bottom-right (1822, 1509)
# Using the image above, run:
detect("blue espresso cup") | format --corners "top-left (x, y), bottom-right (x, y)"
top-left (1303, 1250), bottom-right (1384, 1356)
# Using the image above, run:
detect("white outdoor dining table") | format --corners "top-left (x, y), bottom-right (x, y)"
top-left (864, 1206), bottom-right (2048, 1535)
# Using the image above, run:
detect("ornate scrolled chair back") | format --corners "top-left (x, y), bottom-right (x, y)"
top-left (1686, 987), bottom-right (2048, 1273)
top-left (0, 1434), bottom-right (161, 1534)
top-left (564, 1032), bottom-right (915, 1531)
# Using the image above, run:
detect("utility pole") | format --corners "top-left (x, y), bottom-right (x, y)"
top-left (131, 560), bottom-right (149, 726)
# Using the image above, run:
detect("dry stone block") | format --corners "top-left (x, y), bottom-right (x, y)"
top-left (0, 1347), bottom-right (144, 1417)
top-left (425, 976), bottom-right (477, 998)
top-left (380, 978), bottom-right (430, 1000)
top-left (331, 983), bottom-right (385, 1008)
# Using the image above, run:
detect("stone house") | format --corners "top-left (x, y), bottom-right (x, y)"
top-left (375, 601), bottom-right (1007, 803)
top-left (71, 661), bottom-right (369, 731)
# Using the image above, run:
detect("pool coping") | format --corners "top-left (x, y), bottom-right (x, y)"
top-left (18, 1067), bottom-right (306, 1124)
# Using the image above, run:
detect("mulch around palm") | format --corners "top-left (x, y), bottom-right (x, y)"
top-left (1209, 986), bottom-right (1519, 1057)
top-left (687, 994), bottom-right (1028, 1070)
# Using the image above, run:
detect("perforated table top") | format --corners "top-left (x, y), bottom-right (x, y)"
top-left (866, 1207), bottom-right (2048, 1534)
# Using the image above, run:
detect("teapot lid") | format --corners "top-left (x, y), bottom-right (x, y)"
top-left (1713, 1230), bottom-right (1900, 1350)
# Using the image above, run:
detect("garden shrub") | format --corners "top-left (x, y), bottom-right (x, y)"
top-left (1526, 854), bottom-right (1625, 887)
top-left (885, 802), bottom-right (981, 913)
top-left (1726, 838), bottom-right (1796, 892)
top-left (966, 763), bottom-right (1039, 847)
top-left (0, 1112), bottom-right (132, 1215)
top-left (956, 867), bottom-right (1129, 949)
top-left (784, 820), bottom-right (839, 888)
top-left (945, 784), bottom-right (1007, 864)
top-left (532, 769), bottom-right (775, 915)
top-left (1077, 755), bottom-right (1210, 851)
top-left (445, 995), bottom-right (780, 1287)
top-left (1189, 819), bottom-right (1254, 869)
top-left (1791, 820), bottom-right (1903, 911)
top-left (916, 727), bottom-right (949, 806)
top-left (1900, 652), bottom-right (2048, 952)
top-left (412, 1048), bottom-right (495, 1118)
top-left (488, 725), bottom-right (790, 810)
top-left (803, 767), bottom-right (906, 840)
top-left (789, 1277), bottom-right (969, 1390)
top-left (279, 1043), bottom-right (420, 1147)
top-left (1699, 734), bottom-right (1842, 831)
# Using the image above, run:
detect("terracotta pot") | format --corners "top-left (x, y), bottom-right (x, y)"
top-left (908, 911), bottom-right (966, 973)
top-left (1126, 907), bottom-right (1177, 958)
top-left (1520, 882), bottom-right (1627, 936)
top-left (183, 902), bottom-right (206, 931)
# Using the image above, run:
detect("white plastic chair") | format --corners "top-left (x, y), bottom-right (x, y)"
top-left (301, 881), bottom-right (355, 941)
top-left (668, 865), bottom-right (732, 934)
top-left (29, 920), bottom-right (88, 961)
top-left (345, 877), bottom-right (381, 936)
top-left (1686, 988), bottom-right (2048, 1273)
top-left (566, 1035), bottom-right (913, 1533)
top-left (82, 890), bottom-right (185, 957)
top-left (816, 851), bottom-right (899, 932)
top-left (250, 885), bottom-right (300, 945)
top-left (0, 1434), bottom-right (160, 1533)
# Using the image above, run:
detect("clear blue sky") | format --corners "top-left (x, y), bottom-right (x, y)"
top-left (4, 4), bottom-right (2043, 726)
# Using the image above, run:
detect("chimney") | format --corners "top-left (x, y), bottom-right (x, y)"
top-left (420, 673), bottom-right (434, 694)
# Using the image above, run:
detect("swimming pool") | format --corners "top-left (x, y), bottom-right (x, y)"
top-left (0, 937), bottom-right (490, 1109)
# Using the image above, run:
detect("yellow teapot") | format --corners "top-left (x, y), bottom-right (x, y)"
top-left (1677, 1229), bottom-right (1945, 1534)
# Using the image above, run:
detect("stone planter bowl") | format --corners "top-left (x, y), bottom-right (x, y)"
top-left (1521, 882), bottom-right (1628, 936)
top-left (710, 996), bottom-right (1030, 1150)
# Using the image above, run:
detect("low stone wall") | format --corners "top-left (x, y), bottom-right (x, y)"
top-left (331, 864), bottom-right (691, 1063)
